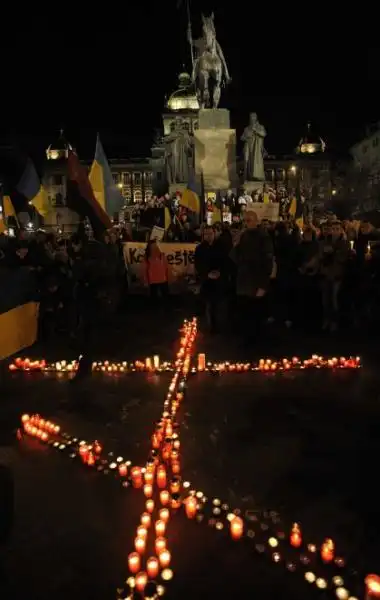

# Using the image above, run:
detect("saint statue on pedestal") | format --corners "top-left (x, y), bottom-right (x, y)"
top-left (241, 113), bottom-right (266, 181)
top-left (164, 119), bottom-right (193, 184)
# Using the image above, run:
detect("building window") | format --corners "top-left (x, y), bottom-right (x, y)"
top-left (122, 172), bottom-right (131, 185)
top-left (112, 173), bottom-right (120, 184)
top-left (265, 169), bottom-right (274, 182)
top-left (373, 137), bottom-right (379, 147)
top-left (170, 121), bottom-right (176, 131)
top-left (276, 169), bottom-right (285, 181)
top-left (145, 189), bottom-right (152, 201)
top-left (134, 190), bottom-right (142, 203)
top-left (183, 122), bottom-right (190, 131)
top-left (157, 171), bottom-right (162, 181)
top-left (54, 192), bottom-right (64, 206)
top-left (124, 190), bottom-right (132, 202)
top-left (134, 172), bottom-right (141, 185)
top-left (53, 174), bottom-right (63, 186)
top-left (193, 120), bottom-right (199, 130)
top-left (145, 172), bottom-right (152, 184)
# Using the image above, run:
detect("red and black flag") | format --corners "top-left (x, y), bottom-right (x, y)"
top-left (66, 149), bottom-right (112, 238)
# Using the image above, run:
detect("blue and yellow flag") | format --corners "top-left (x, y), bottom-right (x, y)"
top-left (3, 195), bottom-right (19, 226)
top-left (16, 158), bottom-right (49, 217)
top-left (179, 174), bottom-right (201, 215)
top-left (89, 134), bottom-right (124, 217)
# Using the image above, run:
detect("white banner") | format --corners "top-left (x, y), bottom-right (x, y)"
top-left (123, 242), bottom-right (197, 292)
top-left (248, 202), bottom-right (279, 221)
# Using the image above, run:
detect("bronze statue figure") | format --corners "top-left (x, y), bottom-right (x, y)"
top-left (164, 119), bottom-right (193, 184)
top-left (188, 12), bottom-right (231, 109)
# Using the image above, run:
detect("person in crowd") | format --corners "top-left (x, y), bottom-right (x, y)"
top-left (295, 226), bottom-right (321, 330)
top-left (230, 210), bottom-right (273, 346)
top-left (194, 225), bottom-right (229, 333)
top-left (143, 240), bottom-right (169, 303)
top-left (319, 220), bottom-right (349, 332)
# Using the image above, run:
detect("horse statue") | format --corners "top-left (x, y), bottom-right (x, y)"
top-left (188, 12), bottom-right (231, 109)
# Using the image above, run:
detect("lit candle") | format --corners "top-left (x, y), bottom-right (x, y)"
top-left (144, 484), bottom-right (153, 498)
top-left (290, 523), bottom-right (302, 548)
top-left (135, 571), bottom-right (148, 593)
top-left (118, 463), bottom-right (127, 477)
top-left (94, 440), bottom-right (102, 454)
top-left (321, 538), bottom-right (334, 563)
top-left (146, 357), bottom-right (152, 370)
top-left (171, 493), bottom-right (181, 510)
top-left (141, 513), bottom-right (151, 528)
top-left (146, 499), bottom-right (155, 513)
top-left (230, 516), bottom-right (244, 540)
top-left (135, 536), bottom-right (146, 554)
top-left (197, 353), bottom-right (206, 371)
top-left (131, 466), bottom-right (143, 488)
top-left (146, 556), bottom-right (159, 579)
top-left (155, 520), bottom-right (166, 537)
top-left (185, 496), bottom-right (197, 519)
top-left (137, 526), bottom-right (148, 540)
top-left (87, 452), bottom-right (95, 466)
top-left (79, 445), bottom-right (88, 463)
top-left (157, 466), bottom-right (167, 489)
top-left (170, 477), bottom-right (181, 494)
top-left (153, 355), bottom-right (160, 369)
top-left (365, 574), bottom-right (380, 599)
top-left (144, 470), bottom-right (154, 484)
top-left (155, 537), bottom-right (166, 554)
top-left (350, 240), bottom-right (354, 250)
top-left (159, 508), bottom-right (170, 523)
top-left (128, 552), bottom-right (141, 574)
top-left (158, 549), bottom-right (171, 568)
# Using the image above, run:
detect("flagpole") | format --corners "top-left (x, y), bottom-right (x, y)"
top-left (187, 0), bottom-right (194, 71)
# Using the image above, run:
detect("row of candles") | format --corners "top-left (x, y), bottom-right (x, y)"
top-left (120, 318), bottom-right (198, 598)
top-left (9, 354), bottom-right (361, 374)
top-left (18, 407), bottom-right (380, 600)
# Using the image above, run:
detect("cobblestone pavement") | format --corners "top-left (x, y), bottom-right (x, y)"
top-left (1, 305), bottom-right (379, 599)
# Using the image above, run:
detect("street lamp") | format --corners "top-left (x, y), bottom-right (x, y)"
top-left (290, 165), bottom-right (297, 174)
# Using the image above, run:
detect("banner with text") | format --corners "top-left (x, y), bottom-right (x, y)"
top-left (123, 242), bottom-right (197, 292)
top-left (249, 202), bottom-right (279, 221)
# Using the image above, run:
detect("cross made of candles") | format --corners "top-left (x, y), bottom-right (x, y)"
top-left (18, 318), bottom-right (374, 600)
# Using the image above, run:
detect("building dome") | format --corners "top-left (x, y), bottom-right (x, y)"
top-left (46, 129), bottom-right (73, 160)
top-left (297, 122), bottom-right (326, 154)
top-left (167, 72), bottom-right (199, 112)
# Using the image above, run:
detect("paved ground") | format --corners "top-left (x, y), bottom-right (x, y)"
top-left (1, 300), bottom-right (379, 599)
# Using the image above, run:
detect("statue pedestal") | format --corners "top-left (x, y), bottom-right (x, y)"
top-left (194, 109), bottom-right (237, 194)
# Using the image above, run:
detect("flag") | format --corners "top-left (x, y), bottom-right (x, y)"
top-left (67, 150), bottom-right (112, 239)
top-left (179, 173), bottom-right (201, 215)
top-left (16, 158), bottom-right (49, 217)
top-left (164, 206), bottom-right (171, 230)
top-left (289, 186), bottom-right (304, 228)
top-left (89, 134), bottom-right (124, 216)
top-left (3, 195), bottom-right (19, 227)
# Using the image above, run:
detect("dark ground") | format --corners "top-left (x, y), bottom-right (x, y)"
top-left (0, 297), bottom-right (379, 600)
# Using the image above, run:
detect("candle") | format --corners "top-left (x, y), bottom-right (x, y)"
top-left (365, 574), bottom-right (380, 599)
top-left (128, 552), bottom-right (141, 574)
top-left (157, 466), bottom-right (167, 489)
top-left (159, 508), bottom-right (170, 523)
top-left (321, 538), bottom-right (334, 563)
top-left (290, 523), bottom-right (302, 548)
top-left (137, 526), bottom-right (148, 540)
top-left (170, 477), bottom-right (181, 494)
top-left (79, 445), bottom-right (88, 463)
top-left (155, 520), bottom-right (166, 536)
top-left (155, 537), bottom-right (166, 554)
top-left (158, 549), bottom-right (171, 568)
top-left (135, 571), bottom-right (148, 593)
top-left (146, 358), bottom-right (152, 371)
top-left (94, 440), bottom-right (102, 454)
top-left (144, 484), bottom-right (153, 498)
top-left (230, 516), bottom-right (244, 540)
top-left (146, 499), bottom-right (155, 513)
top-left (350, 240), bottom-right (354, 250)
top-left (171, 493), bottom-right (181, 510)
top-left (197, 353), bottom-right (206, 371)
top-left (135, 536), bottom-right (146, 554)
top-left (153, 355), bottom-right (160, 369)
top-left (144, 470), bottom-right (154, 484)
top-left (141, 513), bottom-right (151, 528)
top-left (118, 463), bottom-right (127, 477)
top-left (87, 452), bottom-right (95, 466)
top-left (185, 496), bottom-right (197, 519)
top-left (131, 466), bottom-right (143, 488)
top-left (147, 556), bottom-right (159, 579)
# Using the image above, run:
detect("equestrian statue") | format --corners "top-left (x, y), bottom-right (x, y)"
top-left (188, 12), bottom-right (231, 109)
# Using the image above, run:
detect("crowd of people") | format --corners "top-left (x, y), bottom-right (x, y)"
top-left (1, 209), bottom-right (379, 354)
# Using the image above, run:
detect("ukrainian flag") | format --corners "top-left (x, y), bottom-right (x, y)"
top-left (0, 269), bottom-right (39, 360)
top-left (89, 134), bottom-right (124, 217)
top-left (16, 158), bottom-right (49, 217)
top-left (2, 194), bottom-right (19, 227)
top-left (179, 174), bottom-right (201, 215)
top-left (289, 185), bottom-right (304, 229)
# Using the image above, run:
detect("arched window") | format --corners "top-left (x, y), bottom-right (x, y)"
top-left (134, 190), bottom-right (142, 203)
top-left (193, 120), bottom-right (199, 130)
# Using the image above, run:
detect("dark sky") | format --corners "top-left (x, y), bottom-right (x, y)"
top-left (2, 2), bottom-right (379, 164)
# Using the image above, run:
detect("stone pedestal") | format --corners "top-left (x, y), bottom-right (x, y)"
top-left (243, 180), bottom-right (265, 196)
top-left (194, 109), bottom-right (237, 193)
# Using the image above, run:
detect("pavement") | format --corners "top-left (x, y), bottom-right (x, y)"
top-left (1, 299), bottom-right (379, 600)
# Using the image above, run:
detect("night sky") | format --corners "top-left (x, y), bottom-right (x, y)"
top-left (2, 2), bottom-right (379, 166)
